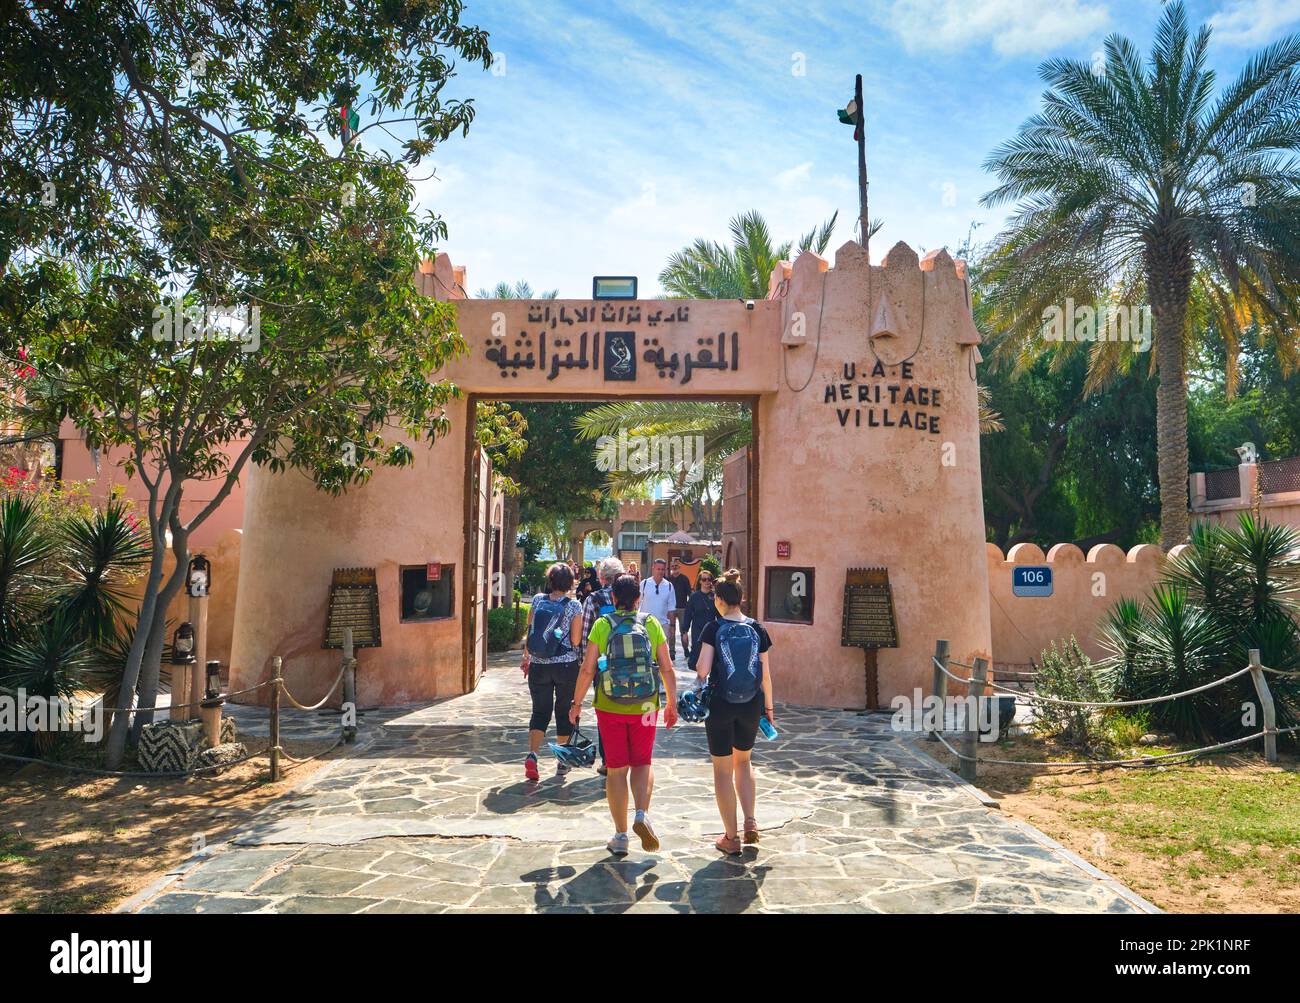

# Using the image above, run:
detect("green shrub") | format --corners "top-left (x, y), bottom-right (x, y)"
top-left (487, 606), bottom-right (522, 653)
top-left (1105, 708), bottom-right (1151, 748)
top-left (1101, 515), bottom-right (1300, 748)
top-left (699, 555), bottom-right (722, 577)
top-left (1032, 638), bottom-right (1110, 752)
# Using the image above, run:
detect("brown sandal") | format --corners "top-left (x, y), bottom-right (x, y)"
top-left (715, 834), bottom-right (742, 855)
top-left (743, 818), bottom-right (759, 845)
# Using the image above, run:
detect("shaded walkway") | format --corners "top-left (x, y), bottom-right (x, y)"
top-left (125, 653), bottom-right (1156, 914)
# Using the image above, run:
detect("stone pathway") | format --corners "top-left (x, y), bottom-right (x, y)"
top-left (125, 652), bottom-right (1156, 914)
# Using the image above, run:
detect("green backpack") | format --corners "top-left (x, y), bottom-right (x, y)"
top-left (600, 612), bottom-right (658, 705)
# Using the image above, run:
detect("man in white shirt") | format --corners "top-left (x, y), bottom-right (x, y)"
top-left (639, 559), bottom-right (676, 639)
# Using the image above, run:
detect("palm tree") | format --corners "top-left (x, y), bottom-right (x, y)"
top-left (475, 280), bottom-right (558, 300)
top-left (574, 400), bottom-right (751, 541)
top-left (979, 2), bottom-right (1300, 548)
top-left (660, 209), bottom-right (869, 299)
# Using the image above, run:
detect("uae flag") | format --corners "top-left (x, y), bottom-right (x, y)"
top-left (838, 98), bottom-right (862, 142)
top-left (340, 105), bottom-right (360, 133)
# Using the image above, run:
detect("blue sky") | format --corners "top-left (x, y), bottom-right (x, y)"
top-left (414, 0), bottom-right (1300, 297)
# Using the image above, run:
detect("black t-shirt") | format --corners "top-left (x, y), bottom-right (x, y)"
top-left (697, 616), bottom-right (772, 654)
top-left (669, 573), bottom-right (692, 608)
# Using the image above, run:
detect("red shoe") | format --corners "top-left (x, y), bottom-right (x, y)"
top-left (524, 754), bottom-right (539, 782)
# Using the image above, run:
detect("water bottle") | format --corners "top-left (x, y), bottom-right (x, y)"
top-left (597, 654), bottom-right (607, 673)
top-left (758, 713), bottom-right (778, 741)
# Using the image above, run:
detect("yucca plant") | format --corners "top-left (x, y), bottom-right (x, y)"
top-left (57, 501), bottom-right (150, 646)
top-left (0, 494), bottom-right (60, 643)
top-left (1097, 596), bottom-right (1148, 700)
top-left (0, 492), bottom-right (148, 752)
top-left (0, 609), bottom-right (96, 753)
top-left (1133, 585), bottom-right (1231, 743)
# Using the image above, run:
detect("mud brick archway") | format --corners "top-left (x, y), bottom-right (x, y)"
top-left (229, 241), bottom-right (992, 711)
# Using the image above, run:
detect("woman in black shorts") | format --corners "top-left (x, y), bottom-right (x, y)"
top-left (692, 570), bottom-right (775, 855)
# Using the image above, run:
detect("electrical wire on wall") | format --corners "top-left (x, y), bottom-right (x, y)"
top-left (868, 269), bottom-right (926, 368)
top-left (780, 270), bottom-right (829, 393)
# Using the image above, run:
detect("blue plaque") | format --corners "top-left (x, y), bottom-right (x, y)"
top-left (1012, 566), bottom-right (1053, 598)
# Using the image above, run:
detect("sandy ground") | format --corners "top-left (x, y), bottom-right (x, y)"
top-left (927, 741), bottom-right (1300, 914)
top-left (0, 738), bottom-right (336, 913)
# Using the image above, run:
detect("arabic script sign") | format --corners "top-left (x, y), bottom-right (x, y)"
top-left (482, 302), bottom-right (741, 386)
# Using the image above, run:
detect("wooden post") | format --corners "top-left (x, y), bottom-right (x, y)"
top-left (1248, 648), bottom-right (1277, 764)
top-left (269, 655), bottom-right (282, 782)
top-left (863, 648), bottom-right (879, 711)
top-left (199, 659), bottom-right (222, 748)
top-left (342, 628), bottom-right (357, 744)
top-left (960, 657), bottom-right (988, 783)
top-left (189, 593), bottom-right (208, 722)
top-left (929, 639), bottom-right (949, 741)
top-left (170, 648), bottom-right (190, 722)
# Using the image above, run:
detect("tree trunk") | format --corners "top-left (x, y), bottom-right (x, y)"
top-left (132, 550), bottom-right (187, 739)
top-left (1146, 242), bottom-right (1193, 550)
top-left (104, 544), bottom-right (166, 768)
top-left (501, 493), bottom-right (519, 597)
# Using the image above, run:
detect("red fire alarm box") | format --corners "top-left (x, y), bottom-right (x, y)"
top-left (776, 541), bottom-right (791, 560)
top-left (426, 562), bottom-right (442, 581)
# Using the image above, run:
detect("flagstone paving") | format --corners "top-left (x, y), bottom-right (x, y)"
top-left (127, 652), bottom-right (1156, 914)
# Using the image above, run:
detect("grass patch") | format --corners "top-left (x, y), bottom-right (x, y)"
top-left (924, 730), bottom-right (1300, 913)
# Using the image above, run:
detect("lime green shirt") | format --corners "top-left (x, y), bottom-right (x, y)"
top-left (587, 611), bottom-right (667, 715)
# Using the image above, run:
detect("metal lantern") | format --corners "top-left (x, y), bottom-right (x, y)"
top-left (172, 622), bottom-right (196, 665)
top-left (204, 660), bottom-right (222, 700)
top-left (186, 554), bottom-right (211, 597)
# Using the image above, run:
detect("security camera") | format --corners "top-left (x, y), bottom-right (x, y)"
top-left (744, 299), bottom-right (755, 310)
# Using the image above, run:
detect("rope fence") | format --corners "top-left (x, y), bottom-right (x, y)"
top-left (927, 640), bottom-right (1290, 783)
top-left (0, 638), bottom-right (359, 784)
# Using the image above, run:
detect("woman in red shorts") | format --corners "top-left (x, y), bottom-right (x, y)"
top-left (570, 574), bottom-right (678, 856)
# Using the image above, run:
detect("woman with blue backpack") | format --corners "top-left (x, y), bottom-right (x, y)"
top-left (692, 569), bottom-right (775, 855)
top-left (520, 563), bottom-right (585, 782)
top-left (570, 574), bottom-right (678, 856)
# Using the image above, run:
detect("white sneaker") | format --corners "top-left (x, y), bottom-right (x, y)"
top-left (606, 832), bottom-right (629, 856)
top-left (633, 815), bottom-right (659, 852)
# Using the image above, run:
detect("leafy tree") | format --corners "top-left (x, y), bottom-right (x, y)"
top-left (0, 1), bottom-right (491, 766)
top-left (980, 1), bottom-right (1300, 548)
top-left (508, 403), bottom-right (611, 558)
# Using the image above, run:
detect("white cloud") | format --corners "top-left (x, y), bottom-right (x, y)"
top-left (775, 161), bottom-right (814, 189)
top-left (1209, 0), bottom-right (1300, 46)
top-left (883, 0), bottom-right (1110, 56)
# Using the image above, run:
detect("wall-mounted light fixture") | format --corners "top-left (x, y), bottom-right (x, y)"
top-left (593, 276), bottom-right (637, 300)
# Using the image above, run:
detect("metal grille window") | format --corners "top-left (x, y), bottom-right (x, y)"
top-left (1204, 467), bottom-right (1241, 501)
top-left (1260, 457), bottom-right (1300, 496)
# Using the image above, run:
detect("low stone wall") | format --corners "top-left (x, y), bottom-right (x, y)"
top-left (987, 541), bottom-right (1175, 667)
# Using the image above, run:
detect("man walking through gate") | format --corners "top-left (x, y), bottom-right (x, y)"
top-left (578, 557), bottom-right (624, 775)
top-left (639, 559), bottom-right (676, 656)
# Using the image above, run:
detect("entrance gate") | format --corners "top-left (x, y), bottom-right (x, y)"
top-left (230, 243), bottom-right (994, 710)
